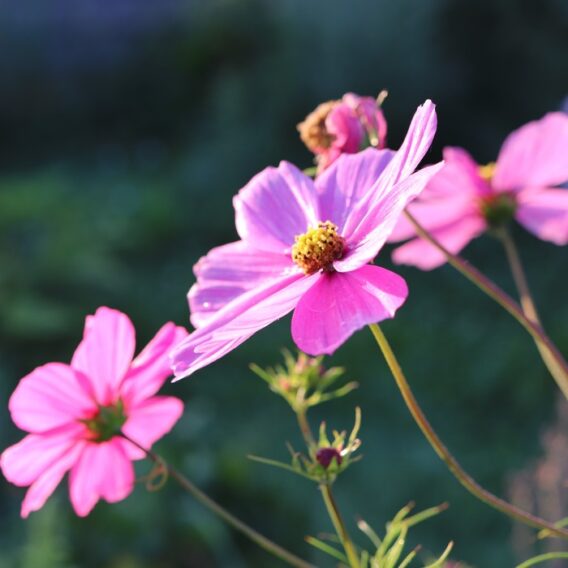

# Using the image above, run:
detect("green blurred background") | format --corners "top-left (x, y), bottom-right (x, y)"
top-left (1, 1), bottom-right (567, 566)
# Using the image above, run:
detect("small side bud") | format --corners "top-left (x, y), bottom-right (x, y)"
top-left (316, 447), bottom-right (343, 469)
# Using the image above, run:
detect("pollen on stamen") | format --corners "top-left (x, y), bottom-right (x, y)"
top-left (292, 221), bottom-right (345, 275)
top-left (479, 162), bottom-right (496, 182)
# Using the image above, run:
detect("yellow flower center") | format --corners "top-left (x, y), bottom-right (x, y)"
top-left (292, 221), bottom-right (345, 275)
top-left (479, 162), bottom-right (496, 182)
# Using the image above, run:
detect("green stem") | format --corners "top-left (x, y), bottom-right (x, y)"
top-left (498, 227), bottom-right (568, 399)
top-left (296, 409), bottom-right (316, 449)
top-left (404, 210), bottom-right (568, 398)
top-left (516, 552), bottom-right (568, 568)
top-left (368, 323), bottom-right (568, 539)
top-left (320, 483), bottom-right (360, 568)
top-left (123, 436), bottom-right (315, 568)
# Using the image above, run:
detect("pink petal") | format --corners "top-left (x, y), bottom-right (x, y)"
top-left (9, 363), bottom-right (97, 433)
top-left (388, 146), bottom-right (489, 243)
top-left (21, 441), bottom-right (86, 518)
top-left (188, 240), bottom-right (295, 328)
top-left (388, 193), bottom-right (475, 242)
top-left (334, 163), bottom-right (444, 272)
top-left (431, 147), bottom-right (489, 197)
top-left (233, 162), bottom-right (319, 253)
top-left (344, 93), bottom-right (388, 147)
top-left (71, 307), bottom-right (136, 406)
top-left (122, 396), bottom-right (183, 451)
top-left (69, 439), bottom-right (134, 517)
top-left (392, 214), bottom-right (486, 270)
top-left (516, 187), bottom-right (568, 245)
top-left (494, 113), bottom-right (568, 190)
top-left (291, 265), bottom-right (408, 355)
top-left (342, 99), bottom-right (438, 239)
top-left (120, 323), bottom-right (188, 406)
top-left (116, 436), bottom-right (146, 461)
top-left (326, 103), bottom-right (365, 153)
top-left (1, 423), bottom-right (85, 486)
top-left (315, 148), bottom-right (395, 233)
top-left (171, 274), bottom-right (319, 379)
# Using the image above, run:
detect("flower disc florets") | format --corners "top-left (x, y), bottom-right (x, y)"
top-left (477, 162), bottom-right (517, 229)
top-left (292, 221), bottom-right (345, 275)
top-left (479, 192), bottom-right (517, 229)
top-left (83, 401), bottom-right (127, 442)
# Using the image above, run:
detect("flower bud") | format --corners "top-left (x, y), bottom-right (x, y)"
top-left (315, 447), bottom-right (343, 469)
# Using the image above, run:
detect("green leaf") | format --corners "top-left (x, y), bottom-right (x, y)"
top-left (423, 541), bottom-right (454, 568)
top-left (305, 536), bottom-right (348, 563)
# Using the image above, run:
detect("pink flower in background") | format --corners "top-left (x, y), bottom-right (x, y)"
top-left (389, 112), bottom-right (568, 270)
top-left (1, 307), bottom-right (187, 517)
top-left (297, 92), bottom-right (388, 171)
top-left (171, 101), bottom-right (442, 379)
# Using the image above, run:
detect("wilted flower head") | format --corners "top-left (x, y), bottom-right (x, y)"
top-left (172, 101), bottom-right (442, 379)
top-left (298, 92), bottom-right (388, 171)
top-left (389, 112), bottom-right (568, 270)
top-left (1, 307), bottom-right (187, 517)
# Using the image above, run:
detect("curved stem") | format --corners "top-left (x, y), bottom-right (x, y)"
top-left (498, 227), bottom-right (568, 398)
top-left (123, 435), bottom-right (315, 568)
top-left (368, 323), bottom-right (568, 539)
top-left (516, 553), bottom-right (568, 568)
top-left (320, 484), bottom-right (360, 568)
top-left (404, 210), bottom-right (568, 398)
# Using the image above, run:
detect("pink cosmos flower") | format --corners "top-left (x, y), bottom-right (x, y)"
top-left (389, 112), bottom-right (568, 270)
top-left (171, 101), bottom-right (442, 379)
top-left (297, 92), bottom-right (388, 171)
top-left (1, 307), bottom-right (187, 517)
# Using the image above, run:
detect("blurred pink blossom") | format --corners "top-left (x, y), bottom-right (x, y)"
top-left (1, 307), bottom-right (186, 517)
top-left (297, 92), bottom-right (388, 171)
top-left (171, 101), bottom-right (441, 379)
top-left (389, 113), bottom-right (568, 270)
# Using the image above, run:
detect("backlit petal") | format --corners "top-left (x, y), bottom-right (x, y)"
top-left (120, 323), bottom-right (188, 405)
top-left (494, 113), bottom-right (568, 190)
top-left (21, 441), bottom-right (86, 518)
top-left (9, 363), bottom-right (96, 433)
top-left (516, 187), bottom-right (568, 245)
top-left (171, 274), bottom-right (319, 379)
top-left (291, 265), bottom-right (407, 355)
top-left (189, 241), bottom-right (295, 327)
top-left (71, 307), bottom-right (136, 406)
top-left (233, 162), bottom-right (319, 253)
top-left (122, 396), bottom-right (183, 451)
top-left (392, 214), bottom-right (486, 270)
top-left (1, 423), bottom-right (85, 486)
top-left (334, 163), bottom-right (444, 272)
top-left (315, 148), bottom-right (395, 233)
top-left (69, 439), bottom-right (134, 517)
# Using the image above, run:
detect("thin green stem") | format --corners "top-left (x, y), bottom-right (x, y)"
top-left (498, 227), bottom-right (568, 398)
top-left (404, 210), bottom-right (568, 398)
top-left (123, 435), bottom-right (315, 568)
top-left (368, 323), bottom-right (568, 539)
top-left (320, 484), bottom-right (360, 568)
top-left (296, 409), bottom-right (316, 449)
top-left (516, 552), bottom-right (568, 568)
